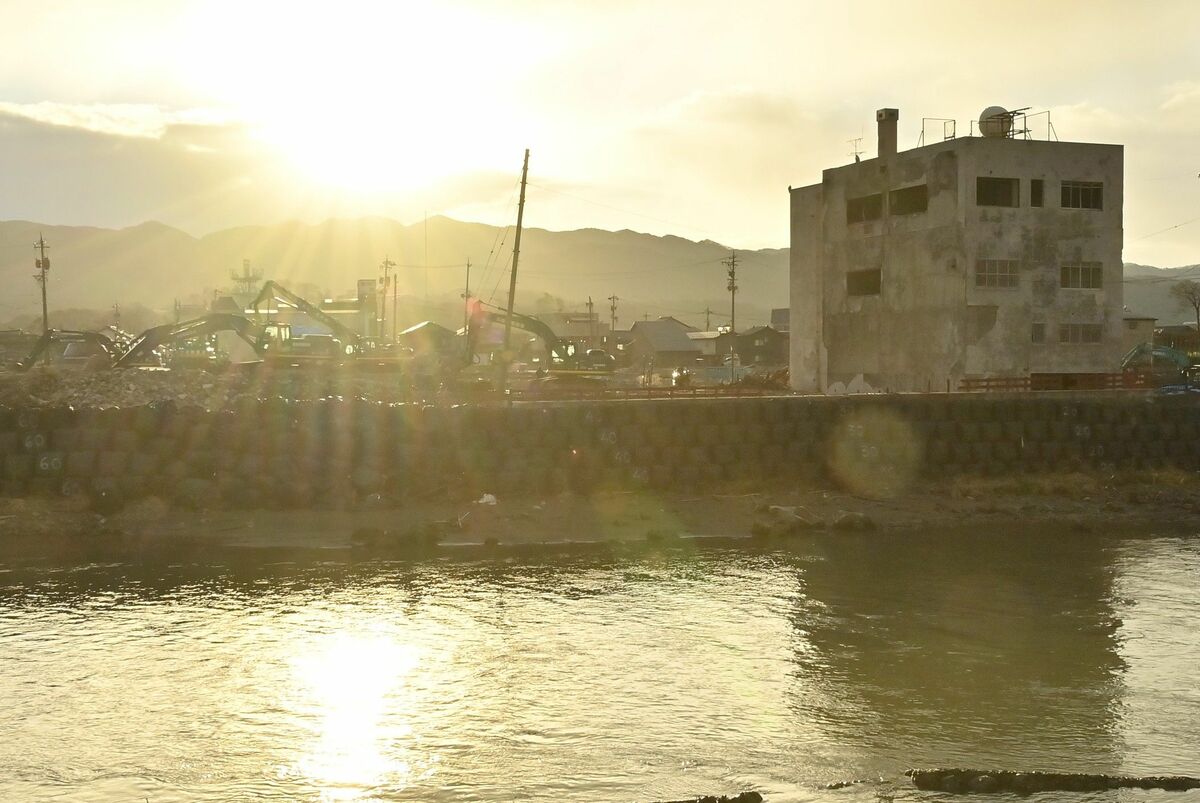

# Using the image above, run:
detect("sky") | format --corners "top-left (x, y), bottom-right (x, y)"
top-left (1, 0), bottom-right (1199, 266)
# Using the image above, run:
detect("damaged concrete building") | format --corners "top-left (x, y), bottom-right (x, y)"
top-left (789, 106), bottom-right (1123, 393)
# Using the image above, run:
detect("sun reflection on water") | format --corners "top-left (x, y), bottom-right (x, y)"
top-left (284, 632), bottom-right (428, 801)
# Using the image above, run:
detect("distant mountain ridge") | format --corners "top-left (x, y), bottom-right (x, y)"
top-left (1, 214), bottom-right (1193, 331)
top-left (0, 216), bottom-right (788, 331)
top-left (1123, 262), bottom-right (1200, 325)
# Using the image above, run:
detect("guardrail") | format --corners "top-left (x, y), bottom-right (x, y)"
top-left (960, 372), bottom-right (1153, 393)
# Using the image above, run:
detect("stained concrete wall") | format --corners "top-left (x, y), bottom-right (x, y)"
top-left (960, 139), bottom-right (1124, 378)
top-left (789, 132), bottom-right (1124, 393)
top-left (2, 395), bottom-right (1198, 508)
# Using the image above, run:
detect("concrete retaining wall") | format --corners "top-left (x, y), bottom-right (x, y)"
top-left (2, 393), bottom-right (1198, 509)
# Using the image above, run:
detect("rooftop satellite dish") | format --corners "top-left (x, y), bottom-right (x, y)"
top-left (979, 106), bottom-right (1012, 138)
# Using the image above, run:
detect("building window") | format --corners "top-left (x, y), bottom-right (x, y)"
top-left (1059, 323), bottom-right (1103, 344)
top-left (847, 269), bottom-right (881, 296)
top-left (1060, 262), bottom-right (1104, 289)
top-left (889, 184), bottom-right (928, 215)
top-left (1031, 179), bottom-right (1044, 208)
top-left (975, 259), bottom-right (1019, 288)
top-left (1032, 322), bottom-right (1045, 343)
top-left (1061, 180), bottom-right (1103, 210)
top-left (846, 193), bottom-right (883, 224)
top-left (977, 177), bottom-right (1019, 207)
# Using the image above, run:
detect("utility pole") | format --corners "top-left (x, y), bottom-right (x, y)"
top-left (33, 234), bottom-right (50, 335)
top-left (704, 306), bottom-right (713, 331)
top-left (608, 294), bottom-right (619, 332)
top-left (379, 255), bottom-right (396, 342)
top-left (724, 251), bottom-right (738, 381)
top-left (462, 259), bottom-right (472, 364)
top-left (112, 303), bottom-right (121, 330)
top-left (499, 149), bottom-right (530, 393)
top-left (586, 296), bottom-right (596, 346)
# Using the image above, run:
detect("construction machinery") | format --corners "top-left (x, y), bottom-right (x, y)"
top-left (249, 281), bottom-right (363, 356)
top-left (18, 330), bottom-right (118, 370)
top-left (113, 313), bottom-right (269, 368)
top-left (1120, 342), bottom-right (1200, 393)
top-left (467, 302), bottom-right (615, 377)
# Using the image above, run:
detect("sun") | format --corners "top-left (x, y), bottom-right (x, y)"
top-left (178, 0), bottom-right (550, 194)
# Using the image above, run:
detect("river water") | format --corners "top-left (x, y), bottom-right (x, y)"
top-left (1, 532), bottom-right (1198, 802)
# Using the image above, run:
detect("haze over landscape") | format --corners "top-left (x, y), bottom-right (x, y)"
top-left (2, 0), bottom-right (1200, 331)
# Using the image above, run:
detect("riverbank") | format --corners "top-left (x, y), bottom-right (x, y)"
top-left (3, 469), bottom-right (1198, 562)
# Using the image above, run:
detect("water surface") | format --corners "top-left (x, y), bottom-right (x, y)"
top-left (1, 532), bottom-right (1198, 801)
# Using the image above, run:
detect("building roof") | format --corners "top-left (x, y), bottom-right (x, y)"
top-left (1122, 313), bottom-right (1157, 322)
top-left (398, 320), bottom-right (455, 338)
top-left (656, 315), bottom-right (698, 332)
top-left (739, 325), bottom-right (779, 337)
top-left (687, 330), bottom-right (723, 341)
top-left (631, 320), bottom-right (701, 353)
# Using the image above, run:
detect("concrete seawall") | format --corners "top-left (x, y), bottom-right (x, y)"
top-left (2, 393), bottom-right (1199, 509)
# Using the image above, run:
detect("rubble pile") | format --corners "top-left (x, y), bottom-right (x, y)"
top-left (0, 367), bottom-right (425, 410)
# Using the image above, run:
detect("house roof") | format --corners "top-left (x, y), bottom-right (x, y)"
top-left (739, 325), bottom-right (779, 337)
top-left (398, 320), bottom-right (455, 338)
top-left (687, 330), bottom-right (723, 341)
top-left (631, 320), bottom-right (701, 352)
top-left (656, 315), bottom-right (698, 332)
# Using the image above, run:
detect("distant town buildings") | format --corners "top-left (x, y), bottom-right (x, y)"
top-left (789, 106), bottom-right (1124, 393)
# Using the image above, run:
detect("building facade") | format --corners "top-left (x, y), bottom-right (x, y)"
top-left (790, 107), bottom-right (1124, 393)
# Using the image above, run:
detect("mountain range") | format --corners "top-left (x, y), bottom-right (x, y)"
top-left (1, 215), bottom-right (1195, 332)
top-left (0, 216), bottom-right (787, 332)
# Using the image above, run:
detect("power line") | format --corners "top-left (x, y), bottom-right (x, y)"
top-left (1132, 215), bottom-right (1200, 241)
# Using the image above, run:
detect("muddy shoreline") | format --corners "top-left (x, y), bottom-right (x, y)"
top-left (3, 471), bottom-right (1198, 565)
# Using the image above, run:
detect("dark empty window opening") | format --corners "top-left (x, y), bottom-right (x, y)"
top-left (1059, 323), bottom-right (1103, 344)
top-left (846, 193), bottom-right (883, 224)
top-left (1032, 322), bottom-right (1045, 343)
top-left (1060, 262), bottom-right (1104, 289)
top-left (1031, 179), bottom-right (1044, 207)
top-left (977, 177), bottom-right (1019, 207)
top-left (1061, 181), bottom-right (1103, 210)
top-left (975, 259), bottom-right (1019, 288)
top-left (889, 184), bottom-right (928, 216)
top-left (847, 269), bottom-right (881, 296)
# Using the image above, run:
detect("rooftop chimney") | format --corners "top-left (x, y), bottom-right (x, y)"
top-left (876, 108), bottom-right (898, 158)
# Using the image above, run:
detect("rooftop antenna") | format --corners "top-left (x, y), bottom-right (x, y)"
top-left (848, 137), bottom-right (864, 163)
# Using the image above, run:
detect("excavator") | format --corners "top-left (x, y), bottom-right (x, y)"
top-left (1120, 342), bottom-right (1200, 393)
top-left (466, 302), bottom-right (615, 378)
top-left (18, 330), bottom-right (119, 370)
top-left (249, 280), bottom-right (407, 371)
top-left (113, 313), bottom-right (272, 368)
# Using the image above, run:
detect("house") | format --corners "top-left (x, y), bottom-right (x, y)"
top-left (790, 106), bottom-right (1123, 393)
top-left (686, 330), bottom-right (724, 363)
top-left (1156, 323), bottom-right (1198, 355)
top-left (397, 320), bottom-right (458, 356)
top-left (770, 308), bottom-right (790, 333)
top-left (541, 311), bottom-right (603, 349)
top-left (736, 325), bottom-right (788, 365)
top-left (1120, 314), bottom-right (1156, 356)
top-left (629, 319), bottom-right (702, 370)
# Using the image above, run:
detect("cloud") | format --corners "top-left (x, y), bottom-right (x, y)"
top-left (0, 100), bottom-right (230, 139)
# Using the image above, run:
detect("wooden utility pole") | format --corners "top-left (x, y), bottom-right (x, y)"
top-left (33, 234), bottom-right (50, 335)
top-left (608, 294), bottom-right (619, 332)
top-left (704, 306), bottom-right (713, 331)
top-left (499, 149), bottom-right (530, 392)
top-left (462, 259), bottom-right (472, 364)
top-left (724, 251), bottom-right (738, 381)
top-left (379, 255), bottom-right (396, 342)
top-left (586, 296), bottom-right (596, 346)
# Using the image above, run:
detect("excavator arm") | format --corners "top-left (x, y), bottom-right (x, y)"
top-left (467, 303), bottom-right (614, 375)
top-left (1120, 342), bottom-right (1193, 371)
top-left (113, 314), bottom-right (266, 368)
top-left (19, 330), bottom-right (116, 371)
top-left (250, 281), bottom-right (363, 353)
